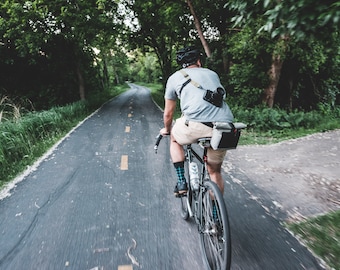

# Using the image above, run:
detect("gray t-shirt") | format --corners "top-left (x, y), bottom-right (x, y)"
top-left (165, 67), bottom-right (234, 122)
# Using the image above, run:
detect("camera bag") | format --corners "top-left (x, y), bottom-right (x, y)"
top-left (210, 122), bottom-right (247, 150)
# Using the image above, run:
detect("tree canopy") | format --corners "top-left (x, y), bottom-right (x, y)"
top-left (1, 0), bottom-right (339, 111)
top-left (1, 0), bottom-right (119, 108)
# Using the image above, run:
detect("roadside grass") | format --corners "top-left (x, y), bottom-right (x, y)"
top-left (287, 211), bottom-right (340, 270)
top-left (146, 82), bottom-right (340, 270)
top-left (0, 102), bottom-right (90, 187)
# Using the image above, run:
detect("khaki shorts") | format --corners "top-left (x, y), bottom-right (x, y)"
top-left (171, 116), bottom-right (227, 164)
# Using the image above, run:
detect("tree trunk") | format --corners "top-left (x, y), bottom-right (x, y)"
top-left (103, 56), bottom-right (109, 87)
top-left (76, 62), bottom-right (86, 101)
top-left (263, 54), bottom-right (283, 108)
top-left (186, 0), bottom-right (211, 58)
top-left (114, 66), bottom-right (120, 85)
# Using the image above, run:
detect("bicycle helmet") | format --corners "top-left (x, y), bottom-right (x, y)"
top-left (176, 46), bottom-right (202, 68)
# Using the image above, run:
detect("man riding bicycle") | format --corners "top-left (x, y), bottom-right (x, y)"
top-left (160, 45), bottom-right (234, 197)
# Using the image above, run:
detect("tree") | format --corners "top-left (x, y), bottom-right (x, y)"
top-left (121, 0), bottom-right (191, 85)
top-left (185, 0), bottom-right (211, 57)
top-left (0, 0), bottom-right (119, 107)
top-left (259, 0), bottom-right (340, 40)
top-left (227, 0), bottom-right (340, 108)
top-left (128, 51), bottom-right (161, 83)
top-left (183, 0), bottom-right (235, 74)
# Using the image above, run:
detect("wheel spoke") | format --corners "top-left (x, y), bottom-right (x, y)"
top-left (199, 181), bottom-right (231, 270)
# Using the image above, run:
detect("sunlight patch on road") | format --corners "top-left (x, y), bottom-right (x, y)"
top-left (120, 155), bottom-right (128, 170)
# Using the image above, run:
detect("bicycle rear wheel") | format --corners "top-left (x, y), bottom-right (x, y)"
top-left (199, 181), bottom-right (231, 270)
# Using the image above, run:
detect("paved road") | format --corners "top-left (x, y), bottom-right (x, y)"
top-left (0, 84), bottom-right (323, 270)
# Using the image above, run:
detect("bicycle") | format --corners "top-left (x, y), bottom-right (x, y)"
top-left (155, 134), bottom-right (235, 270)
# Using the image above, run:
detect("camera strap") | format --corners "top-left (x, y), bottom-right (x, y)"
top-left (178, 69), bottom-right (205, 97)
top-left (179, 69), bottom-right (225, 108)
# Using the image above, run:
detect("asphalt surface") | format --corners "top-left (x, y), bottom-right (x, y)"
top-left (0, 84), bottom-right (325, 270)
top-left (225, 129), bottom-right (340, 223)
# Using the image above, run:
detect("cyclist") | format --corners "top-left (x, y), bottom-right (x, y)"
top-left (160, 45), bottom-right (234, 197)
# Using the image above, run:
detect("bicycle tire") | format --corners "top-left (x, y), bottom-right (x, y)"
top-left (180, 160), bottom-right (191, 220)
top-left (199, 180), bottom-right (231, 270)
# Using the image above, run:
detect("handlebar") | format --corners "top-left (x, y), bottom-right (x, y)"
top-left (154, 134), bottom-right (163, 154)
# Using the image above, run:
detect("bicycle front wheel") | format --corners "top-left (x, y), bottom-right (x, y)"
top-left (199, 181), bottom-right (231, 270)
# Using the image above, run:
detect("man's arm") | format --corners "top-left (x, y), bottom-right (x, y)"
top-left (160, 98), bottom-right (176, 135)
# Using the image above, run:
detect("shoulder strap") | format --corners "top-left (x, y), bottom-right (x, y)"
top-left (179, 69), bottom-right (204, 90)
top-left (178, 70), bottom-right (191, 96)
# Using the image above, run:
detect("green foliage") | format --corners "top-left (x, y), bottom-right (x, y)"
top-left (225, 22), bottom-right (271, 107)
top-left (0, 0), bottom-right (120, 109)
top-left (232, 105), bottom-right (340, 132)
top-left (224, 18), bottom-right (340, 110)
top-left (228, 0), bottom-right (340, 40)
top-left (121, 0), bottom-right (192, 83)
top-left (275, 32), bottom-right (340, 110)
top-left (1, 0), bottom-right (339, 112)
top-left (128, 52), bottom-right (162, 83)
top-left (288, 210), bottom-right (340, 270)
top-left (224, 1), bottom-right (340, 110)
top-left (262, 0), bottom-right (340, 40)
top-left (0, 101), bottom-right (89, 186)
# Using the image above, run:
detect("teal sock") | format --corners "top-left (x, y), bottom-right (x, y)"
top-left (213, 203), bottom-right (218, 221)
top-left (174, 162), bottom-right (186, 184)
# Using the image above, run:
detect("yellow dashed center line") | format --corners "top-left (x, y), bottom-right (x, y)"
top-left (118, 115), bottom-right (135, 269)
top-left (118, 265), bottom-right (133, 270)
top-left (120, 155), bottom-right (128, 170)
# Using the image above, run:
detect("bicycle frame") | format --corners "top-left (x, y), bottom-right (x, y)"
top-left (184, 140), bottom-right (210, 220)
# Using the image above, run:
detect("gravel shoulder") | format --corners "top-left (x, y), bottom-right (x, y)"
top-left (223, 129), bottom-right (340, 222)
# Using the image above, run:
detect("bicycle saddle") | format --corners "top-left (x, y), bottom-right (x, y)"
top-left (197, 137), bottom-right (211, 148)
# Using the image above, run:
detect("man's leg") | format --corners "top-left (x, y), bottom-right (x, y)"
top-left (170, 134), bottom-right (187, 195)
top-left (207, 162), bottom-right (224, 222)
top-left (207, 162), bottom-right (224, 193)
top-left (170, 134), bottom-right (185, 162)
top-left (207, 148), bottom-right (227, 194)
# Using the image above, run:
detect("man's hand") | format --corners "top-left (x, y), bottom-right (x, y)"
top-left (160, 128), bottom-right (170, 136)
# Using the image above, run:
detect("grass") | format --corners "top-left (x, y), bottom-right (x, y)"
top-left (288, 211), bottom-right (340, 270)
top-left (0, 102), bottom-right (89, 186)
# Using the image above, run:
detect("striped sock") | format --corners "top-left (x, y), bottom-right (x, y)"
top-left (212, 203), bottom-right (218, 221)
top-left (174, 162), bottom-right (186, 184)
